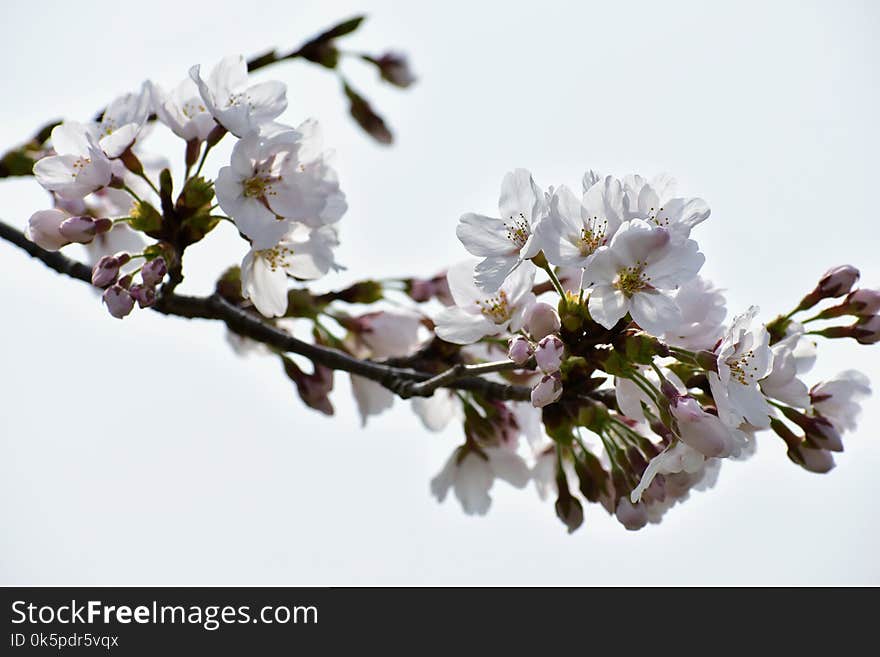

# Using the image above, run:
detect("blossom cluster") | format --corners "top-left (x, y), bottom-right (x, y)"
top-left (427, 169), bottom-right (877, 530)
top-left (26, 54), bottom-right (347, 319)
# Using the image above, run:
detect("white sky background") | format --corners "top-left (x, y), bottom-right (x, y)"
top-left (1, 0), bottom-right (878, 585)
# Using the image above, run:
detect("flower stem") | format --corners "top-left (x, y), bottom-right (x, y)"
top-left (541, 263), bottom-right (566, 298)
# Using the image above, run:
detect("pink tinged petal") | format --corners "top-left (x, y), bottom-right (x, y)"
top-left (499, 168), bottom-right (544, 225)
top-left (99, 124), bottom-right (140, 159)
top-left (629, 291), bottom-right (682, 335)
top-left (241, 249), bottom-right (289, 317)
top-left (434, 307), bottom-right (496, 344)
top-left (671, 398), bottom-right (728, 457)
top-left (588, 285), bottom-right (629, 329)
top-left (26, 209), bottom-right (70, 250)
top-left (615, 377), bottom-right (650, 422)
top-left (350, 375), bottom-right (394, 426)
top-left (456, 213), bottom-right (517, 256)
top-left (474, 255), bottom-right (520, 292)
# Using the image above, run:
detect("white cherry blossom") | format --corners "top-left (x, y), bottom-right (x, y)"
top-left (586, 219), bottom-right (705, 333)
top-left (434, 260), bottom-right (536, 344)
top-left (810, 370), bottom-right (871, 433)
top-left (708, 306), bottom-right (774, 429)
top-left (760, 327), bottom-right (816, 408)
top-left (430, 446), bottom-right (530, 515)
top-left (241, 225), bottom-right (340, 317)
top-left (148, 78), bottom-right (217, 142)
top-left (456, 169), bottom-right (547, 292)
top-left (92, 83), bottom-right (152, 158)
top-left (190, 55), bottom-right (287, 137)
top-left (662, 276), bottom-right (727, 351)
top-left (622, 173), bottom-right (710, 241)
top-left (216, 121), bottom-right (346, 249)
top-left (541, 176), bottom-right (625, 270)
top-left (33, 122), bottom-right (112, 200)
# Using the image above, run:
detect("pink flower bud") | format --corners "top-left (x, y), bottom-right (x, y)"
top-left (507, 336), bottom-right (534, 366)
top-left (534, 335), bottom-right (564, 373)
top-left (129, 284), bottom-right (156, 308)
top-left (789, 444), bottom-right (835, 473)
top-left (58, 216), bottom-right (109, 243)
top-left (91, 255), bottom-right (120, 288)
top-left (854, 315), bottom-right (880, 345)
top-left (374, 51), bottom-right (417, 88)
top-left (525, 302), bottom-right (561, 340)
top-left (531, 372), bottom-right (563, 408)
top-left (846, 289), bottom-right (880, 316)
top-left (669, 397), bottom-right (729, 457)
top-left (615, 497), bottom-right (648, 531)
top-left (102, 285), bottom-right (135, 319)
top-left (26, 209), bottom-right (69, 251)
top-left (141, 257), bottom-right (167, 288)
top-left (818, 265), bottom-right (860, 298)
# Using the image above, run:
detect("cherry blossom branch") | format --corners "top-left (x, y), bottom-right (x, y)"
top-left (390, 358), bottom-right (535, 399)
top-left (0, 218), bottom-right (531, 402)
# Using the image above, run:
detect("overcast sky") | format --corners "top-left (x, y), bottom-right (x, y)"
top-left (1, 0), bottom-right (878, 585)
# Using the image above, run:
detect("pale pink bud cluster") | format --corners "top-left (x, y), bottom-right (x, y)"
top-left (94, 255), bottom-right (167, 319)
top-left (531, 372), bottom-right (562, 408)
top-left (534, 335), bottom-right (564, 374)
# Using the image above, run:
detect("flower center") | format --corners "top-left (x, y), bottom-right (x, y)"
top-left (505, 213), bottom-right (530, 249)
top-left (614, 261), bottom-right (651, 297)
top-left (476, 290), bottom-right (511, 324)
top-left (646, 206), bottom-right (669, 228)
top-left (182, 101), bottom-right (206, 118)
top-left (242, 175), bottom-right (269, 198)
top-left (227, 92), bottom-right (256, 110)
top-left (71, 156), bottom-right (92, 179)
top-left (256, 244), bottom-right (295, 272)
top-left (578, 216), bottom-right (608, 256)
top-left (727, 349), bottom-right (759, 386)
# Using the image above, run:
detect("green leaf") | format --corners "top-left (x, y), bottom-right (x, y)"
top-left (127, 201), bottom-right (162, 233)
top-left (315, 15), bottom-right (365, 41)
top-left (343, 82), bottom-right (393, 144)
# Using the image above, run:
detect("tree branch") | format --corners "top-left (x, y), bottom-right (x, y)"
top-left (0, 219), bottom-right (531, 402)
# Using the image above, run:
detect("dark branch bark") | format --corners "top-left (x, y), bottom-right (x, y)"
top-left (0, 219), bottom-right (531, 402)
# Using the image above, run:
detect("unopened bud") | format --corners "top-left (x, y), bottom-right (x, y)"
top-left (141, 257), bottom-right (168, 288)
top-left (534, 335), bottom-right (564, 373)
top-left (372, 51), bottom-right (417, 88)
top-left (525, 302), bottom-right (561, 340)
top-left (531, 372), bottom-right (563, 408)
top-left (788, 444), bottom-right (835, 474)
top-left (798, 265), bottom-right (861, 311)
top-left (102, 285), bottom-right (135, 319)
top-left (129, 284), bottom-right (156, 308)
top-left (507, 335), bottom-right (534, 366)
top-left (58, 216), bottom-right (111, 243)
top-left (818, 265), bottom-right (860, 297)
top-left (91, 255), bottom-right (120, 288)
top-left (846, 289), bottom-right (880, 317)
top-left (854, 315), bottom-right (880, 345)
